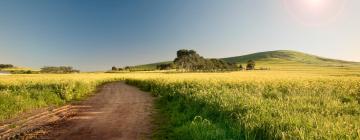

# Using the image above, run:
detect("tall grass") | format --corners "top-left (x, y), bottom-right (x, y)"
top-left (1, 71), bottom-right (359, 139)
top-left (126, 73), bottom-right (360, 139)
top-left (0, 74), bottom-right (124, 121)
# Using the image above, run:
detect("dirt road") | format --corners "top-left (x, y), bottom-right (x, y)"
top-left (29, 82), bottom-right (154, 140)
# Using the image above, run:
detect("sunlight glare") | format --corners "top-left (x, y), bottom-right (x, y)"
top-left (283, 0), bottom-right (347, 26)
top-left (307, 0), bottom-right (324, 7)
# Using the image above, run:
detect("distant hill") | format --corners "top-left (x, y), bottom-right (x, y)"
top-left (223, 50), bottom-right (359, 65)
top-left (133, 50), bottom-right (360, 70)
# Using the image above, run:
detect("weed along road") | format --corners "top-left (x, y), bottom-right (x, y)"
top-left (27, 82), bottom-right (154, 140)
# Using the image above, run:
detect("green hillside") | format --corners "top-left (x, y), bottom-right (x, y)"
top-left (133, 50), bottom-right (360, 70)
top-left (223, 50), bottom-right (358, 65)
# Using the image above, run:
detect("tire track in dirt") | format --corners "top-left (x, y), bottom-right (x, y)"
top-left (27, 82), bottom-right (154, 140)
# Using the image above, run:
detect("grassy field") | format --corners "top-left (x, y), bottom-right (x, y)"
top-left (1, 67), bottom-right (360, 139)
top-left (126, 70), bottom-right (360, 139)
top-left (0, 74), bottom-right (126, 120)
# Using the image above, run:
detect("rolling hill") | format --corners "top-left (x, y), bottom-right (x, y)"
top-left (223, 50), bottom-right (358, 65)
top-left (132, 50), bottom-right (360, 70)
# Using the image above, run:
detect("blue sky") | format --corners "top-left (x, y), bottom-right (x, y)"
top-left (0, 0), bottom-right (359, 71)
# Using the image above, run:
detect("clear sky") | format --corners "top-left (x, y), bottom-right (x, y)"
top-left (0, 0), bottom-right (359, 71)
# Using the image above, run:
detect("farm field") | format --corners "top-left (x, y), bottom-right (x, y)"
top-left (1, 67), bottom-right (360, 139)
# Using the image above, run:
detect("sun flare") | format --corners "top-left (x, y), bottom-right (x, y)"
top-left (283, 0), bottom-right (347, 25)
top-left (307, 0), bottom-right (324, 6)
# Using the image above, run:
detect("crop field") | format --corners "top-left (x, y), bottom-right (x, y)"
top-left (0, 74), bottom-right (132, 120)
top-left (1, 69), bottom-right (360, 139)
top-left (127, 71), bottom-right (360, 139)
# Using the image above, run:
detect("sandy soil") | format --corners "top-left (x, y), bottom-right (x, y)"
top-left (29, 82), bottom-right (154, 140)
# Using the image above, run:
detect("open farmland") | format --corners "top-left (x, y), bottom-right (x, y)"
top-left (127, 71), bottom-right (360, 139)
top-left (1, 69), bottom-right (360, 139)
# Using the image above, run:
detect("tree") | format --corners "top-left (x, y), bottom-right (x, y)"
top-left (157, 63), bottom-right (176, 70)
top-left (0, 64), bottom-right (14, 69)
top-left (173, 49), bottom-right (237, 71)
top-left (40, 66), bottom-right (80, 74)
top-left (174, 49), bottom-right (204, 71)
top-left (112, 66), bottom-right (118, 71)
top-left (124, 66), bottom-right (131, 70)
top-left (246, 60), bottom-right (256, 70)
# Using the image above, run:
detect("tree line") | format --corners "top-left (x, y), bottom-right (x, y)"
top-left (0, 64), bottom-right (14, 69)
top-left (172, 49), bottom-right (253, 71)
top-left (111, 49), bottom-right (256, 72)
top-left (40, 66), bottom-right (80, 74)
top-left (1, 64), bottom-right (81, 74)
top-left (172, 49), bottom-right (255, 71)
top-left (111, 66), bottom-right (152, 72)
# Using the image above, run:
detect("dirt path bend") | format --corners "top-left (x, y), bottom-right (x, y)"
top-left (31, 82), bottom-right (154, 140)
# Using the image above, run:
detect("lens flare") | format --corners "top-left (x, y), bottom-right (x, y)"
top-left (283, 0), bottom-right (347, 26)
top-left (307, 0), bottom-right (324, 7)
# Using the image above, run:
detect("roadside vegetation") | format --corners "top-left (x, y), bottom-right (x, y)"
top-left (126, 72), bottom-right (360, 139)
top-left (0, 74), bottom-right (124, 121)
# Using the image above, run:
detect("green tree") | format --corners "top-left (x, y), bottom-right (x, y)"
top-left (0, 64), bottom-right (14, 69)
top-left (112, 66), bottom-right (118, 71)
top-left (246, 60), bottom-right (256, 70)
top-left (173, 49), bottom-right (237, 71)
top-left (174, 49), bottom-right (204, 71)
top-left (40, 66), bottom-right (80, 74)
top-left (157, 63), bottom-right (176, 70)
top-left (124, 66), bottom-right (131, 70)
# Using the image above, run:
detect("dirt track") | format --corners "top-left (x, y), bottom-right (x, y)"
top-left (29, 82), bottom-right (154, 140)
